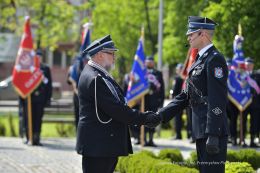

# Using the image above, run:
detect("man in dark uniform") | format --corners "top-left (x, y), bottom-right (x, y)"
top-left (158, 16), bottom-right (229, 173)
top-left (244, 57), bottom-right (260, 147)
top-left (226, 58), bottom-right (239, 145)
top-left (122, 73), bottom-right (141, 145)
top-left (76, 35), bottom-right (161, 173)
top-left (171, 63), bottom-right (184, 139)
top-left (67, 55), bottom-right (86, 130)
top-left (21, 50), bottom-right (52, 145)
top-left (144, 56), bottom-right (165, 147)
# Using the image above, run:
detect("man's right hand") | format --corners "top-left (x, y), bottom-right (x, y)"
top-left (143, 111), bottom-right (161, 128)
top-left (206, 136), bottom-right (220, 155)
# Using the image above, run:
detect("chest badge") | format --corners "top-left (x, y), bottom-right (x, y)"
top-left (214, 67), bottom-right (223, 78)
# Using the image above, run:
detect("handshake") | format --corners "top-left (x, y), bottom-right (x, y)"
top-left (143, 111), bottom-right (162, 128)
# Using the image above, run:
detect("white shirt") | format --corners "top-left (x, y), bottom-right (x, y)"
top-left (198, 43), bottom-right (213, 58)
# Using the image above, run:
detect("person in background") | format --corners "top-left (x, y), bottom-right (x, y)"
top-left (21, 49), bottom-right (52, 145)
top-left (170, 63), bottom-right (184, 140)
top-left (122, 73), bottom-right (141, 145)
top-left (67, 55), bottom-right (87, 130)
top-left (144, 56), bottom-right (165, 147)
top-left (244, 57), bottom-right (260, 147)
top-left (226, 58), bottom-right (238, 145)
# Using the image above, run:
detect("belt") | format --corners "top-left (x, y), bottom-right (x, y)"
top-left (190, 96), bottom-right (208, 107)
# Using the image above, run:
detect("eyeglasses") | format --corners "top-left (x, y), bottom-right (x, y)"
top-left (101, 51), bottom-right (115, 56)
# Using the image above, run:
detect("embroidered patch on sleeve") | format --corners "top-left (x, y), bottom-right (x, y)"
top-left (214, 67), bottom-right (223, 78)
top-left (212, 107), bottom-right (222, 115)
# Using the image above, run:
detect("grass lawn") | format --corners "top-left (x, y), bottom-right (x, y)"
top-left (0, 112), bottom-right (253, 140)
top-left (0, 113), bottom-right (76, 137)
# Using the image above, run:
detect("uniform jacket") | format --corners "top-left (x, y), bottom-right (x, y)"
top-left (31, 63), bottom-right (52, 105)
top-left (145, 69), bottom-right (165, 111)
top-left (172, 75), bottom-right (183, 98)
top-left (249, 71), bottom-right (260, 109)
top-left (159, 46), bottom-right (229, 139)
top-left (76, 61), bottom-right (147, 157)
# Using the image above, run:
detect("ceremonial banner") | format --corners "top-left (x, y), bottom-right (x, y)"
top-left (126, 38), bottom-right (149, 107)
top-left (181, 48), bottom-right (198, 79)
top-left (69, 23), bottom-right (91, 84)
top-left (228, 35), bottom-right (251, 111)
top-left (12, 16), bottom-right (43, 98)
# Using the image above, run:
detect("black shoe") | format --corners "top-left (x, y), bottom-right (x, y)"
top-left (144, 141), bottom-right (157, 147)
top-left (144, 142), bottom-right (150, 146)
top-left (32, 140), bottom-right (43, 146)
top-left (174, 136), bottom-right (182, 140)
top-left (23, 139), bottom-right (29, 144)
top-left (171, 135), bottom-right (182, 140)
top-left (134, 140), bottom-right (141, 145)
top-left (148, 141), bottom-right (157, 147)
top-left (231, 137), bottom-right (237, 146)
top-left (189, 138), bottom-right (195, 144)
top-left (250, 142), bottom-right (260, 148)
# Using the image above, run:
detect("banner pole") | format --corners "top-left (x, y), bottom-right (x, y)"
top-left (140, 96), bottom-right (145, 147)
top-left (239, 110), bottom-right (243, 145)
top-left (27, 94), bottom-right (33, 145)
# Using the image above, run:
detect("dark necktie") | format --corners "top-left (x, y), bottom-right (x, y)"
top-left (195, 53), bottom-right (200, 61)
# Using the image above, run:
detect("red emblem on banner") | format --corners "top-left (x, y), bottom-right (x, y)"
top-left (12, 16), bottom-right (43, 98)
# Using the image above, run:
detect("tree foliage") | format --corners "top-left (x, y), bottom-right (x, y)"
top-left (1, 0), bottom-right (260, 80)
top-left (90, 0), bottom-right (159, 81)
top-left (0, 0), bottom-right (89, 51)
top-left (203, 0), bottom-right (260, 67)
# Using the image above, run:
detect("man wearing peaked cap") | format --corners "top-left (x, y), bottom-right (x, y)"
top-left (186, 16), bottom-right (218, 35)
top-left (82, 35), bottom-right (118, 57)
top-left (19, 49), bottom-right (52, 146)
top-left (244, 57), bottom-right (260, 148)
top-left (144, 56), bottom-right (165, 147)
top-left (158, 16), bottom-right (229, 173)
top-left (76, 35), bottom-right (161, 173)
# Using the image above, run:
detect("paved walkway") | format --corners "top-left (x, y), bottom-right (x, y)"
top-left (1, 137), bottom-right (259, 173)
top-left (0, 137), bottom-right (81, 173)
top-left (0, 137), bottom-right (196, 173)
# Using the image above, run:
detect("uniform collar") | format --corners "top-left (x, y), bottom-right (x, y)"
top-left (198, 43), bottom-right (213, 58)
top-left (88, 60), bottom-right (113, 79)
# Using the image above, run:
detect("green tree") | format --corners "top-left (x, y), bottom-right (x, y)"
top-left (89, 0), bottom-right (159, 83)
top-left (203, 0), bottom-right (260, 68)
top-left (163, 0), bottom-right (211, 68)
top-left (0, 0), bottom-right (90, 51)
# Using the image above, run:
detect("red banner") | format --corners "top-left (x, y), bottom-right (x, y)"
top-left (181, 48), bottom-right (198, 79)
top-left (12, 16), bottom-right (43, 98)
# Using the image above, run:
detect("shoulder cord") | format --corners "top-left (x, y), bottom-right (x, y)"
top-left (186, 77), bottom-right (204, 98)
top-left (94, 76), bottom-right (112, 124)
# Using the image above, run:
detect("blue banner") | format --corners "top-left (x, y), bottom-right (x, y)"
top-left (126, 39), bottom-right (149, 106)
top-left (228, 35), bottom-right (252, 111)
top-left (69, 25), bottom-right (91, 85)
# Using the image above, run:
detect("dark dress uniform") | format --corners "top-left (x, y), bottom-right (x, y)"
top-left (76, 35), bottom-right (160, 173)
top-left (226, 100), bottom-right (239, 145)
top-left (159, 45), bottom-right (229, 173)
top-left (145, 66), bottom-right (165, 146)
top-left (122, 73), bottom-right (141, 144)
top-left (21, 62), bottom-right (52, 145)
top-left (68, 56), bottom-right (84, 129)
top-left (171, 73), bottom-right (184, 139)
top-left (244, 69), bottom-right (260, 147)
